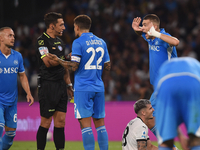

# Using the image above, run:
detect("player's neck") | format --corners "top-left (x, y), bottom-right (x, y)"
top-left (0, 45), bottom-right (11, 56)
top-left (46, 29), bottom-right (56, 38)
top-left (79, 30), bottom-right (89, 36)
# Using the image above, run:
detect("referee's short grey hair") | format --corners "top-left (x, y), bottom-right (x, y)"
top-left (134, 99), bottom-right (151, 114)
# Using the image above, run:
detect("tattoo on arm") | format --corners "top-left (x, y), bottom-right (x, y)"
top-left (104, 62), bottom-right (111, 71)
top-left (58, 59), bottom-right (79, 72)
top-left (137, 140), bottom-right (147, 150)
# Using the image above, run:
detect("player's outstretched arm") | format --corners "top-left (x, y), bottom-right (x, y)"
top-left (147, 24), bottom-right (179, 46)
top-left (18, 72), bottom-right (34, 106)
top-left (47, 53), bottom-right (79, 72)
top-left (104, 62), bottom-right (111, 71)
top-left (132, 17), bottom-right (143, 36)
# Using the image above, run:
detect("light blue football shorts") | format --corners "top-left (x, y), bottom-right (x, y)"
top-left (74, 91), bottom-right (105, 119)
top-left (155, 76), bottom-right (200, 144)
top-left (0, 102), bottom-right (17, 128)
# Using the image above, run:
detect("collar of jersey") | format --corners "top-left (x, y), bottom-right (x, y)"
top-left (43, 32), bottom-right (51, 38)
top-left (0, 49), bottom-right (14, 55)
top-left (81, 32), bottom-right (93, 36)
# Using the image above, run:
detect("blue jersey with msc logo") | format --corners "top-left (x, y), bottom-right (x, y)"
top-left (0, 49), bottom-right (25, 105)
top-left (142, 28), bottom-right (177, 85)
top-left (71, 32), bottom-right (110, 92)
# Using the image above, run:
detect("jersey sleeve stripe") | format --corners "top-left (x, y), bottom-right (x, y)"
top-left (41, 54), bottom-right (46, 59)
top-left (136, 139), bottom-right (147, 141)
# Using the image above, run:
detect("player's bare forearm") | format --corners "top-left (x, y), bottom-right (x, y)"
top-left (137, 141), bottom-right (147, 150)
top-left (19, 72), bottom-right (31, 95)
top-left (104, 62), bottom-right (111, 71)
top-left (160, 34), bottom-right (179, 46)
top-left (58, 58), bottom-right (79, 72)
top-left (64, 68), bottom-right (71, 84)
top-left (19, 72), bottom-right (34, 105)
top-left (48, 59), bottom-right (60, 66)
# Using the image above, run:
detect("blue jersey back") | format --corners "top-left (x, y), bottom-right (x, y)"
top-left (71, 32), bottom-right (110, 92)
top-left (0, 49), bottom-right (25, 105)
top-left (154, 57), bottom-right (200, 90)
top-left (142, 28), bottom-right (177, 85)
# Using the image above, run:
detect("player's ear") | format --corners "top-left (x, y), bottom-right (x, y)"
top-left (50, 24), bottom-right (54, 30)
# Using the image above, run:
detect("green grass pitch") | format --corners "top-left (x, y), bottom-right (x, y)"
top-left (10, 141), bottom-right (182, 150)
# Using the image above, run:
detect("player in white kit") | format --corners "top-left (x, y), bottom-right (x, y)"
top-left (122, 99), bottom-right (158, 150)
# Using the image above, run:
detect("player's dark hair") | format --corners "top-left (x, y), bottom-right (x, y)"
top-left (143, 14), bottom-right (160, 26)
top-left (0, 27), bottom-right (12, 32)
top-left (74, 15), bottom-right (92, 30)
top-left (44, 12), bottom-right (63, 29)
top-left (134, 99), bottom-right (151, 114)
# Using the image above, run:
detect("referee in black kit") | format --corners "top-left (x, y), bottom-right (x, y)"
top-left (36, 12), bottom-right (73, 150)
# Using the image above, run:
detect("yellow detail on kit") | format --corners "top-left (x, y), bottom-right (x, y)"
top-left (70, 97), bottom-right (74, 103)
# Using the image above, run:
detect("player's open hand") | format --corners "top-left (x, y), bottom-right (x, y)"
top-left (132, 17), bottom-right (142, 31)
top-left (47, 53), bottom-right (59, 62)
top-left (27, 94), bottom-right (34, 106)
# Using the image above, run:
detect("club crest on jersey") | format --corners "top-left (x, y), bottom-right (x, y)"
top-left (58, 46), bottom-right (63, 51)
top-left (14, 60), bottom-right (18, 65)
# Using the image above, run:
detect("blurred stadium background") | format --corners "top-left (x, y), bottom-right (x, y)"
top-left (1, 0), bottom-right (200, 102)
top-left (0, 0), bottom-right (198, 148)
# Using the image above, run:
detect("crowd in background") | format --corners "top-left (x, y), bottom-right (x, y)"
top-left (10, 0), bottom-right (200, 101)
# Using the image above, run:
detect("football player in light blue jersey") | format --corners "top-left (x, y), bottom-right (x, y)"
top-left (132, 14), bottom-right (179, 137)
top-left (47, 15), bottom-right (111, 150)
top-left (0, 27), bottom-right (34, 150)
top-left (154, 57), bottom-right (200, 150)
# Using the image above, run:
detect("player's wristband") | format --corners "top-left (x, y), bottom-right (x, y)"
top-left (67, 83), bottom-right (73, 87)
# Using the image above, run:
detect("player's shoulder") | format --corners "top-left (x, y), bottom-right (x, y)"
top-left (160, 28), bottom-right (171, 36)
top-left (11, 49), bottom-right (22, 58)
top-left (94, 34), bottom-right (106, 44)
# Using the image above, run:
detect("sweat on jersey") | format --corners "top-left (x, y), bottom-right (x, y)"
top-left (142, 28), bottom-right (177, 85)
top-left (71, 32), bottom-right (110, 92)
top-left (0, 49), bottom-right (25, 105)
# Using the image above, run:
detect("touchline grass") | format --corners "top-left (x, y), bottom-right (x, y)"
top-left (10, 141), bottom-right (182, 150)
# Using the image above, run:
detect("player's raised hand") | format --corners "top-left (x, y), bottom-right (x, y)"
top-left (27, 94), bottom-right (34, 106)
top-left (47, 53), bottom-right (59, 62)
top-left (132, 17), bottom-right (142, 31)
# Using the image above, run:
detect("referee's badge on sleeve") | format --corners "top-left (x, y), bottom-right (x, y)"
top-left (39, 47), bottom-right (49, 55)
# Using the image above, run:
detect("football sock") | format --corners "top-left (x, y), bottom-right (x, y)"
top-left (2, 131), bottom-right (16, 150)
top-left (81, 127), bottom-right (95, 150)
top-left (158, 146), bottom-right (172, 150)
top-left (150, 125), bottom-right (157, 136)
top-left (53, 127), bottom-right (65, 150)
top-left (36, 126), bottom-right (48, 150)
top-left (191, 145), bottom-right (200, 150)
top-left (0, 123), bottom-right (4, 149)
top-left (96, 126), bottom-right (108, 150)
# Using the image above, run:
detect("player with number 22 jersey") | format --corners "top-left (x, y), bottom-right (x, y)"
top-left (71, 32), bottom-right (110, 118)
top-left (71, 32), bottom-right (110, 92)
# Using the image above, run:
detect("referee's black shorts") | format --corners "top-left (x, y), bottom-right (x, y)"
top-left (38, 79), bottom-right (68, 118)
